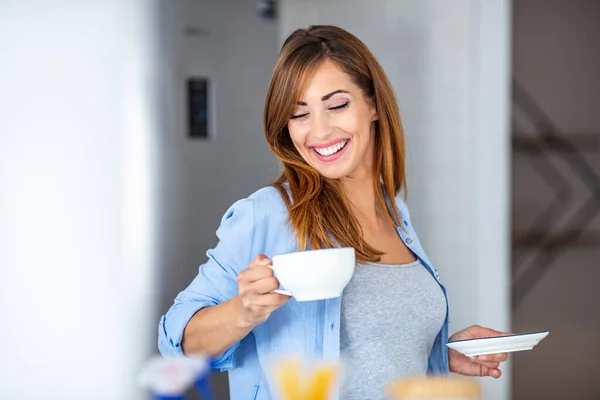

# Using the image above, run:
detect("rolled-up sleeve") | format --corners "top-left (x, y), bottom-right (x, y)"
top-left (158, 197), bottom-right (255, 371)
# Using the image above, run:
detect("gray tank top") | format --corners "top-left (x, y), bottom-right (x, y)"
top-left (340, 260), bottom-right (446, 400)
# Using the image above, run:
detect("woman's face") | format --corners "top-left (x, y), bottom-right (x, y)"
top-left (287, 60), bottom-right (378, 181)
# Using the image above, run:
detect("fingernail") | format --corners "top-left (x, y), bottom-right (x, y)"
top-left (478, 355), bottom-right (489, 361)
top-left (469, 356), bottom-right (477, 361)
top-left (258, 257), bottom-right (271, 265)
top-left (493, 369), bottom-right (501, 378)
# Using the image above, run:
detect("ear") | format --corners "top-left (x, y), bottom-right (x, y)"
top-left (368, 98), bottom-right (379, 122)
top-left (371, 106), bottom-right (379, 122)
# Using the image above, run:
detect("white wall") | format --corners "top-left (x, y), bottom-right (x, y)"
top-left (0, 1), bottom-right (160, 399)
top-left (155, 1), bottom-right (280, 398)
top-left (511, 0), bottom-right (600, 398)
top-left (280, 1), bottom-right (512, 399)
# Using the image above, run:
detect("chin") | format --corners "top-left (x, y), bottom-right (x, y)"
top-left (314, 167), bottom-right (351, 180)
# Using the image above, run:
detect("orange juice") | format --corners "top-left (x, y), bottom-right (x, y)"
top-left (387, 377), bottom-right (481, 400)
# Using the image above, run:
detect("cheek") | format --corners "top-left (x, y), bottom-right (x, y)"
top-left (335, 114), bottom-right (366, 137)
top-left (287, 126), bottom-right (308, 153)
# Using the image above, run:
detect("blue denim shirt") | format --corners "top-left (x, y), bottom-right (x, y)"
top-left (158, 186), bottom-right (450, 399)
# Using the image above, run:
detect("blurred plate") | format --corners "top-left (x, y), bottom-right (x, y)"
top-left (446, 331), bottom-right (549, 357)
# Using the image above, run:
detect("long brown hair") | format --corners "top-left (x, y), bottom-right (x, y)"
top-left (264, 25), bottom-right (407, 263)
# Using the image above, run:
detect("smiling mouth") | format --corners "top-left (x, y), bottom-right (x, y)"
top-left (312, 139), bottom-right (349, 156)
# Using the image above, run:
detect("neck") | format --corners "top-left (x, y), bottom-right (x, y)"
top-left (341, 173), bottom-right (381, 224)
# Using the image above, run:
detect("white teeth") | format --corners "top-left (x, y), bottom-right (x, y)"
top-left (315, 140), bottom-right (347, 156)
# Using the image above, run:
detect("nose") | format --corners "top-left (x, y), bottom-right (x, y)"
top-left (311, 112), bottom-right (334, 141)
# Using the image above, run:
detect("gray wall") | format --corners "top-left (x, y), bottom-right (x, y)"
top-left (280, 1), bottom-right (512, 399)
top-left (155, 1), bottom-right (280, 398)
top-left (512, 0), bottom-right (600, 398)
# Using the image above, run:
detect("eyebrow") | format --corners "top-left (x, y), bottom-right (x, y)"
top-left (296, 90), bottom-right (350, 106)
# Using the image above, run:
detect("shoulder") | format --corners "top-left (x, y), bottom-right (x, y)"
top-left (247, 185), bottom-right (288, 213)
top-left (217, 185), bottom-right (295, 258)
top-left (214, 186), bottom-right (292, 259)
top-left (223, 186), bottom-right (286, 213)
top-left (219, 186), bottom-right (288, 231)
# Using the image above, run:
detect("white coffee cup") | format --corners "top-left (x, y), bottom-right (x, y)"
top-left (268, 247), bottom-right (355, 302)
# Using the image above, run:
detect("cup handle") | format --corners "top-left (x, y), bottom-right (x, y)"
top-left (265, 264), bottom-right (293, 297)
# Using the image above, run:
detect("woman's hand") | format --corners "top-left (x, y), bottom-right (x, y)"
top-left (448, 325), bottom-right (510, 378)
top-left (235, 254), bottom-right (290, 328)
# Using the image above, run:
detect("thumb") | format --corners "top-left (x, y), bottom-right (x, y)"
top-left (468, 325), bottom-right (512, 338)
top-left (250, 254), bottom-right (272, 268)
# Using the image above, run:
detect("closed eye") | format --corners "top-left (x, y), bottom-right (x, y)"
top-left (290, 112), bottom-right (309, 120)
top-left (290, 102), bottom-right (348, 119)
top-left (329, 102), bottom-right (349, 111)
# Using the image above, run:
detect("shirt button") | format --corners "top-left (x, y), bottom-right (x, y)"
top-left (406, 237), bottom-right (413, 244)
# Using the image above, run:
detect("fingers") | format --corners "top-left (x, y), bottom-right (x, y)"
top-left (467, 325), bottom-right (511, 338)
top-left (469, 353), bottom-right (508, 373)
top-left (467, 325), bottom-right (502, 338)
top-left (255, 293), bottom-right (290, 307)
top-left (238, 267), bottom-right (273, 283)
top-left (484, 366), bottom-right (502, 378)
top-left (238, 255), bottom-right (287, 304)
top-left (464, 361), bottom-right (502, 378)
top-left (463, 360), bottom-right (485, 377)
top-left (250, 254), bottom-right (272, 268)
top-left (471, 353), bottom-right (509, 363)
top-left (236, 255), bottom-right (290, 327)
top-left (479, 364), bottom-right (502, 378)
top-left (476, 358), bottom-right (503, 378)
top-left (471, 361), bottom-right (501, 370)
top-left (248, 276), bottom-right (280, 296)
top-left (239, 255), bottom-right (274, 282)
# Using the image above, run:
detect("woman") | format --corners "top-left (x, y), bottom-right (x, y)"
top-left (159, 25), bottom-right (508, 399)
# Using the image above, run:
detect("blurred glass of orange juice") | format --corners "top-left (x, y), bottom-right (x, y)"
top-left (387, 377), bottom-right (481, 400)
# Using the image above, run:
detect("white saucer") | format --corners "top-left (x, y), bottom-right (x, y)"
top-left (446, 331), bottom-right (549, 357)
